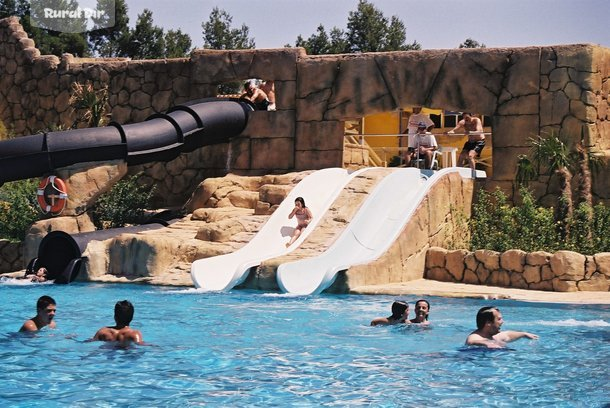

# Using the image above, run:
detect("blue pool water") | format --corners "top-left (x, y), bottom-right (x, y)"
top-left (0, 282), bottom-right (609, 407)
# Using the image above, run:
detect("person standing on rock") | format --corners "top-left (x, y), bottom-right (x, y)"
top-left (465, 306), bottom-right (538, 348)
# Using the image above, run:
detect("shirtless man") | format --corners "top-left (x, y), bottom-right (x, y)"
top-left (91, 300), bottom-right (143, 347)
top-left (465, 306), bottom-right (538, 349)
top-left (370, 300), bottom-right (409, 326)
top-left (447, 112), bottom-right (485, 169)
top-left (240, 80), bottom-right (269, 111)
top-left (409, 299), bottom-right (430, 325)
top-left (20, 295), bottom-right (56, 332)
top-left (260, 80), bottom-right (276, 111)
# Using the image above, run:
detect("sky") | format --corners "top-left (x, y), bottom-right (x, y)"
top-left (124, 0), bottom-right (608, 51)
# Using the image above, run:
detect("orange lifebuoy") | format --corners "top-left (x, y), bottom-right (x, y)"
top-left (37, 176), bottom-right (68, 216)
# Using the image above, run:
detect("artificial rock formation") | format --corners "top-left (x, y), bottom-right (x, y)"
top-left (426, 247), bottom-right (610, 292)
top-left (1, 16), bottom-right (608, 207)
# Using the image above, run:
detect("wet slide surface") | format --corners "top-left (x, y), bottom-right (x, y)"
top-left (190, 167), bottom-right (368, 291)
top-left (277, 167), bottom-right (485, 295)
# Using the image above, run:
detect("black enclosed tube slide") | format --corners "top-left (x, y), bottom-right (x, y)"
top-left (26, 223), bottom-right (170, 283)
top-left (0, 97), bottom-right (253, 185)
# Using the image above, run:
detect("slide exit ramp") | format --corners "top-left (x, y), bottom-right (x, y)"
top-left (190, 167), bottom-right (369, 291)
top-left (276, 167), bottom-right (485, 295)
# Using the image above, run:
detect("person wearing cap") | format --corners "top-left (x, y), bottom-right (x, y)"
top-left (447, 112), bottom-right (485, 169)
top-left (409, 122), bottom-right (438, 169)
top-left (402, 106), bottom-right (435, 165)
top-left (370, 300), bottom-right (410, 326)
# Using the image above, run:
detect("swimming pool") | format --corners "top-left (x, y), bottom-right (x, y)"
top-left (1, 282), bottom-right (608, 407)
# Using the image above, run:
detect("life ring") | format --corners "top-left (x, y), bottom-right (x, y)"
top-left (37, 176), bottom-right (68, 216)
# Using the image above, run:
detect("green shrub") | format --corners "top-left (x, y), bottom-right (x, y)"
top-left (0, 179), bottom-right (41, 241)
top-left (91, 174), bottom-right (155, 229)
top-left (470, 188), bottom-right (516, 252)
top-left (470, 187), bottom-right (608, 255)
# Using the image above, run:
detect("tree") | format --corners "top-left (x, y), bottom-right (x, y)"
top-left (123, 9), bottom-right (165, 59)
top-left (201, 7), bottom-right (255, 50)
top-left (346, 0), bottom-right (387, 52)
top-left (164, 29), bottom-right (192, 58)
top-left (88, 0), bottom-right (131, 57)
top-left (328, 27), bottom-right (349, 54)
top-left (0, 0), bottom-right (90, 57)
top-left (459, 38), bottom-right (486, 48)
top-left (529, 134), bottom-right (574, 239)
top-left (295, 25), bottom-right (349, 55)
top-left (385, 16), bottom-right (421, 51)
top-left (296, 25), bottom-right (330, 55)
top-left (292, 0), bottom-right (419, 55)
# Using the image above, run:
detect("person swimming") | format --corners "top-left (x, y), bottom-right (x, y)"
top-left (370, 300), bottom-right (410, 326)
top-left (90, 300), bottom-right (144, 348)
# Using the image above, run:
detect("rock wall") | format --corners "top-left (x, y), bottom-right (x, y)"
top-left (0, 239), bottom-right (22, 272)
top-left (2, 16), bottom-right (609, 209)
top-left (426, 247), bottom-right (610, 292)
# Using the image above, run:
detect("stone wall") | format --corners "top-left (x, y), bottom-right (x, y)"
top-left (0, 239), bottom-right (23, 273)
top-left (2, 16), bottom-right (609, 209)
top-left (426, 247), bottom-right (610, 292)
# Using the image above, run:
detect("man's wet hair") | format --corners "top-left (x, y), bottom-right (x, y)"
top-left (114, 300), bottom-right (135, 326)
top-left (476, 306), bottom-right (498, 330)
top-left (391, 301), bottom-right (408, 320)
top-left (37, 295), bottom-right (56, 310)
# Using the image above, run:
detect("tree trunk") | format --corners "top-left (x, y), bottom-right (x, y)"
top-left (576, 141), bottom-right (593, 207)
top-left (555, 167), bottom-right (573, 240)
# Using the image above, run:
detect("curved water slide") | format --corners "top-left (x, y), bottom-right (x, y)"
top-left (277, 167), bottom-right (485, 295)
top-left (190, 167), bottom-right (369, 291)
top-left (0, 98), bottom-right (253, 185)
top-left (0, 98), bottom-right (252, 282)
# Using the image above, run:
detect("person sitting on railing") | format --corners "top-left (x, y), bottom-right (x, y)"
top-left (447, 112), bottom-right (485, 170)
top-left (410, 122), bottom-right (438, 169)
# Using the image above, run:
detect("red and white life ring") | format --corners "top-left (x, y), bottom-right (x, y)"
top-left (37, 176), bottom-right (68, 216)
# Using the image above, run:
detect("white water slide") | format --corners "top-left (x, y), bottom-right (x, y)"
top-left (276, 167), bottom-right (485, 295)
top-left (191, 167), bottom-right (367, 291)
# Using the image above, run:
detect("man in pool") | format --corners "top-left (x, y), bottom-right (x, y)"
top-left (91, 300), bottom-right (144, 347)
top-left (20, 295), bottom-right (57, 332)
top-left (465, 306), bottom-right (538, 348)
top-left (370, 300), bottom-right (410, 326)
top-left (409, 299), bottom-right (430, 325)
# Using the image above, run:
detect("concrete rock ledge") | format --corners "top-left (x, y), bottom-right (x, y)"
top-left (425, 247), bottom-right (610, 292)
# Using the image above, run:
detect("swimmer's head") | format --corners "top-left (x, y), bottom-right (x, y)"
top-left (114, 300), bottom-right (135, 326)
top-left (476, 306), bottom-right (498, 330)
top-left (414, 299), bottom-right (430, 320)
top-left (295, 197), bottom-right (306, 208)
top-left (391, 301), bottom-right (409, 320)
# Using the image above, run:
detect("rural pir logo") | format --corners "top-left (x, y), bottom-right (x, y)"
top-left (29, 0), bottom-right (115, 33)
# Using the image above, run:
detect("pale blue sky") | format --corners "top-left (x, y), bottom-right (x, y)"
top-left (125, 0), bottom-right (608, 50)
